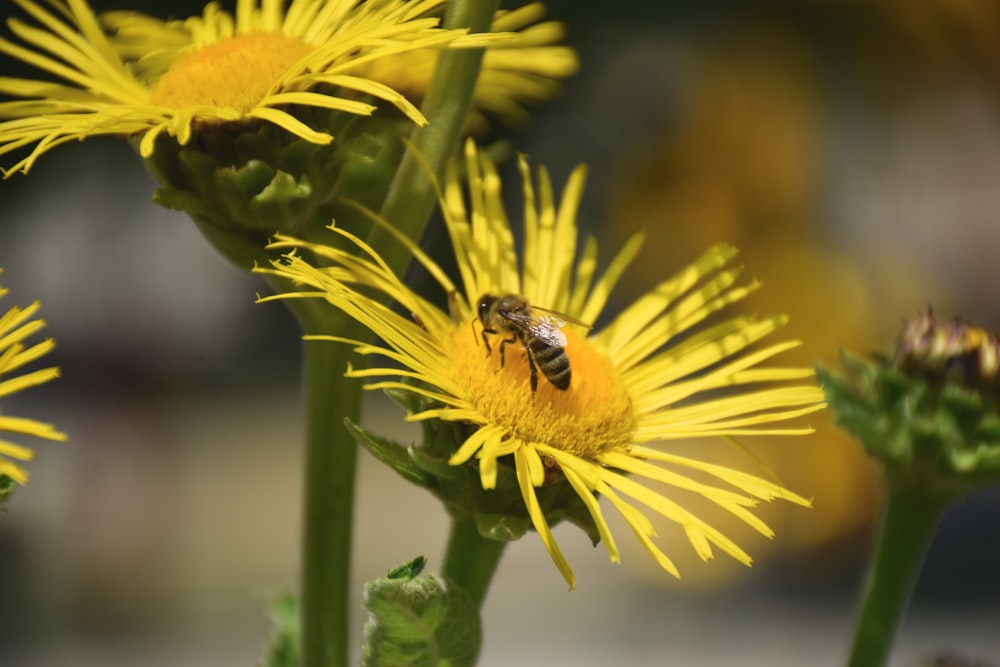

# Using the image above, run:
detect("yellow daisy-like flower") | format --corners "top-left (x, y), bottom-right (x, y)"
top-left (0, 272), bottom-right (66, 489)
top-left (0, 0), bottom-right (503, 175)
top-left (352, 3), bottom-right (579, 131)
top-left (259, 141), bottom-right (826, 589)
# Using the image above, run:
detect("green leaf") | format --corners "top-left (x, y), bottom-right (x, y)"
top-left (387, 556), bottom-right (427, 580)
top-left (260, 594), bottom-right (300, 667)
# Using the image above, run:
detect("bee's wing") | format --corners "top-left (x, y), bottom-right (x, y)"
top-left (529, 305), bottom-right (592, 331)
top-left (504, 310), bottom-right (569, 347)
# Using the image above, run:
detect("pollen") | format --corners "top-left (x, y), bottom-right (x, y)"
top-left (149, 32), bottom-right (314, 112)
top-left (449, 324), bottom-right (635, 460)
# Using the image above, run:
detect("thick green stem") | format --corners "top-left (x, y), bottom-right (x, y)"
top-left (371, 0), bottom-right (501, 277)
top-left (441, 515), bottom-right (508, 609)
top-left (300, 338), bottom-right (361, 667)
top-left (286, 296), bottom-right (367, 667)
top-left (848, 481), bottom-right (948, 667)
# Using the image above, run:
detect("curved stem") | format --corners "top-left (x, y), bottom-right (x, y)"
top-left (847, 481), bottom-right (948, 667)
top-left (441, 514), bottom-right (508, 609)
top-left (370, 0), bottom-right (501, 277)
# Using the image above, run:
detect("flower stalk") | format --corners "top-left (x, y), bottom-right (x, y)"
top-left (441, 514), bottom-right (508, 609)
top-left (847, 482), bottom-right (946, 667)
top-left (297, 306), bottom-right (367, 667)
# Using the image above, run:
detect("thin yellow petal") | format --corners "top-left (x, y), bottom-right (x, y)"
top-left (0, 459), bottom-right (29, 485)
top-left (449, 424), bottom-right (501, 466)
top-left (600, 468), bottom-right (754, 566)
top-left (576, 230), bottom-right (644, 325)
top-left (631, 446), bottom-right (813, 506)
top-left (515, 447), bottom-right (575, 589)
top-left (0, 366), bottom-right (61, 399)
top-left (540, 446), bottom-right (620, 563)
top-left (0, 438), bottom-right (35, 461)
top-left (622, 316), bottom-right (787, 396)
top-left (596, 243), bottom-right (739, 355)
top-left (599, 483), bottom-right (681, 578)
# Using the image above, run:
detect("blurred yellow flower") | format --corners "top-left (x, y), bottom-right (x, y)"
top-left (0, 0), bottom-right (507, 175)
top-left (0, 272), bottom-right (65, 489)
top-left (352, 3), bottom-right (578, 131)
top-left (260, 141), bottom-right (825, 588)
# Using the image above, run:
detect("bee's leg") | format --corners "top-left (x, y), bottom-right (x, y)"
top-left (497, 335), bottom-right (516, 370)
top-left (526, 351), bottom-right (539, 394)
top-left (481, 327), bottom-right (497, 356)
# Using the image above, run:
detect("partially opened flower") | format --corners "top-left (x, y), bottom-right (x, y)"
top-left (0, 272), bottom-right (65, 497)
top-left (259, 140), bottom-right (826, 588)
top-left (0, 0), bottom-right (503, 175)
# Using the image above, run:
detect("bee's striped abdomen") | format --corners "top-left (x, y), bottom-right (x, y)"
top-left (527, 333), bottom-right (571, 390)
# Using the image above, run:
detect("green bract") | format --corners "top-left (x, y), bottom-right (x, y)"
top-left (141, 116), bottom-right (411, 270)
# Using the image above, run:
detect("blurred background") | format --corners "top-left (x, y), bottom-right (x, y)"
top-left (2, 0), bottom-right (999, 665)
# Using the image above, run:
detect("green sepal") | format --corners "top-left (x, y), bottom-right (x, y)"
top-left (260, 594), bottom-right (300, 667)
top-left (345, 418), bottom-right (434, 488)
top-left (473, 513), bottom-right (529, 542)
top-left (361, 557), bottom-right (481, 667)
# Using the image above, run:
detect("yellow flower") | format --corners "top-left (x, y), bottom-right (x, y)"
top-left (259, 140), bottom-right (826, 589)
top-left (0, 272), bottom-right (65, 488)
top-left (0, 0), bottom-right (503, 176)
top-left (351, 3), bottom-right (579, 131)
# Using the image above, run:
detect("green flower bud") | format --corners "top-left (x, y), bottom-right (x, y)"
top-left (818, 310), bottom-right (1000, 497)
top-left (361, 556), bottom-right (481, 667)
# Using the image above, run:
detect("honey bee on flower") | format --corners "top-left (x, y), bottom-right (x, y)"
top-left (258, 140), bottom-right (825, 589)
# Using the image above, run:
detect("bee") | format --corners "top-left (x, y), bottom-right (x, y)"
top-left (476, 293), bottom-right (588, 394)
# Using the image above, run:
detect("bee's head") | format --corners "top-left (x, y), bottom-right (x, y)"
top-left (476, 294), bottom-right (496, 323)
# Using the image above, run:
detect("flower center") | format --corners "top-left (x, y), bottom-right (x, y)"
top-left (448, 323), bottom-right (635, 459)
top-left (150, 32), bottom-right (314, 112)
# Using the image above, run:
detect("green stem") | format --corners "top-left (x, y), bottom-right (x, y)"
top-left (848, 481), bottom-right (948, 667)
top-left (277, 290), bottom-right (367, 667)
top-left (441, 515), bottom-right (508, 609)
top-left (370, 0), bottom-right (501, 277)
top-left (300, 336), bottom-right (362, 667)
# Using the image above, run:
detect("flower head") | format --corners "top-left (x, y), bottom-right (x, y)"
top-left (0, 271), bottom-right (66, 500)
top-left (259, 140), bottom-right (825, 588)
top-left (0, 0), bottom-right (504, 176)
